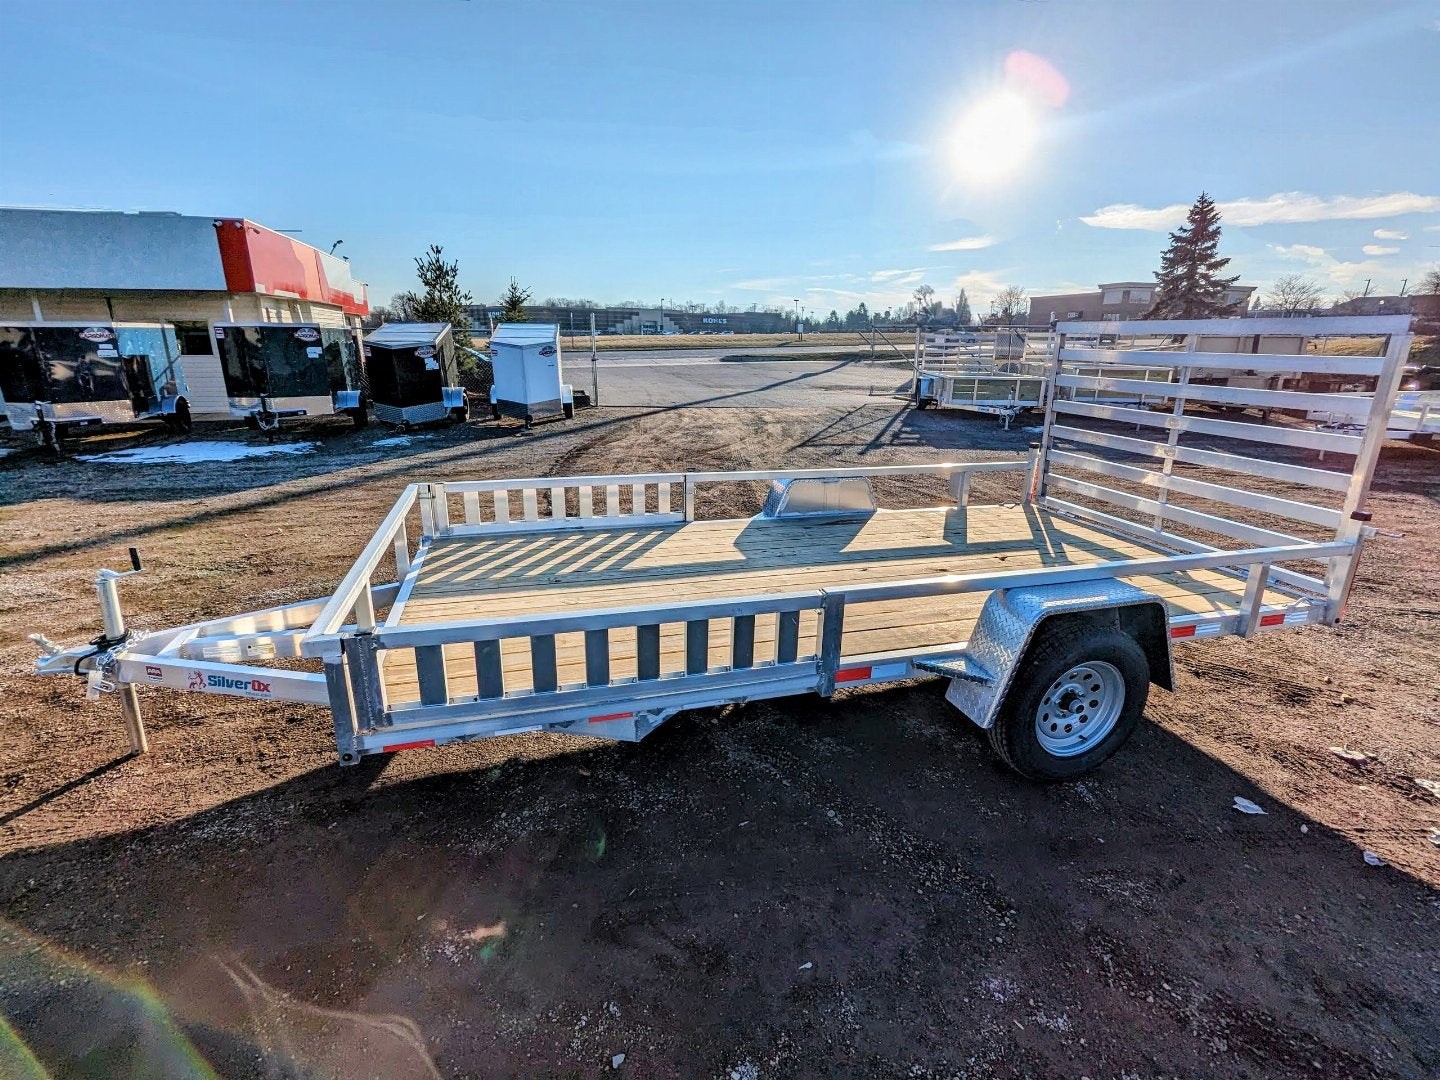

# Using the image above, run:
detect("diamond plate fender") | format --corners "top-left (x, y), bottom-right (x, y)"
top-left (944, 580), bottom-right (1173, 729)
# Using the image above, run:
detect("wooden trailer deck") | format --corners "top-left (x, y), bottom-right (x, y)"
top-left (379, 505), bottom-right (1300, 706)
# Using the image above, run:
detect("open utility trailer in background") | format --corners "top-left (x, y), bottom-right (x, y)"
top-left (32, 315), bottom-right (1412, 781)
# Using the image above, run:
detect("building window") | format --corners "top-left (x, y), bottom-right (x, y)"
top-left (1102, 289), bottom-right (1124, 304)
top-left (173, 322), bottom-right (213, 355)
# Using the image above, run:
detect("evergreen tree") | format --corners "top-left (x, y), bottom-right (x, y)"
top-left (394, 245), bottom-right (473, 350)
top-left (498, 278), bottom-right (532, 322)
top-left (954, 288), bottom-right (973, 325)
top-left (1144, 193), bottom-right (1241, 319)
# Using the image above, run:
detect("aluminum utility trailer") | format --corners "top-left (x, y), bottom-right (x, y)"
top-left (1308, 389), bottom-right (1440, 444)
top-left (32, 315), bottom-right (1411, 781)
top-left (914, 368), bottom-right (1047, 427)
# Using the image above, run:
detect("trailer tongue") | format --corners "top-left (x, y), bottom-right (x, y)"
top-left (32, 315), bottom-right (1412, 780)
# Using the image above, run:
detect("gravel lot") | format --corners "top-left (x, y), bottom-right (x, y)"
top-left (0, 403), bottom-right (1437, 1079)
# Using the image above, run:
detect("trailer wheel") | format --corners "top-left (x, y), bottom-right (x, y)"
top-left (172, 399), bottom-right (193, 434)
top-left (491, 403), bottom-right (501, 420)
top-left (986, 620), bottom-right (1149, 781)
top-left (349, 399), bottom-right (370, 428)
top-left (449, 406), bottom-right (468, 424)
top-left (563, 402), bottom-right (575, 419)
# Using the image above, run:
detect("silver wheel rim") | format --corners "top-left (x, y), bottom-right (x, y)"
top-left (1035, 661), bottom-right (1125, 758)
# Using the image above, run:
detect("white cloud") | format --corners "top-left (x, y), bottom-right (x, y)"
top-left (1269, 242), bottom-right (1415, 291)
top-left (1082, 191), bottom-right (1440, 230)
top-left (1372, 229), bottom-right (1408, 240)
top-left (1272, 243), bottom-right (1328, 260)
top-left (1426, 224), bottom-right (1440, 232)
top-left (1362, 244), bottom-right (1399, 256)
top-left (949, 269), bottom-right (1017, 309)
top-left (870, 267), bottom-right (926, 282)
top-left (927, 235), bottom-right (996, 252)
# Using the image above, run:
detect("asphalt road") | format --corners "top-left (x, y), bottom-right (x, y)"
top-left (588, 355), bottom-right (915, 408)
top-left (588, 343), bottom-right (874, 362)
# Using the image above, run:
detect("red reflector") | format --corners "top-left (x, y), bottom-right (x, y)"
top-left (382, 739), bottom-right (436, 753)
top-left (1170, 625), bottom-right (1197, 638)
top-left (1259, 613), bottom-right (1285, 627)
top-left (588, 712), bottom-right (634, 723)
top-left (835, 666), bottom-right (872, 684)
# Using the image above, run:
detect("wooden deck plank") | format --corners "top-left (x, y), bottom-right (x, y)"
top-left (376, 505), bottom-right (1302, 705)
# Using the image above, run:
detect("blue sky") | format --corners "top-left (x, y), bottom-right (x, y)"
top-left (2, 0), bottom-right (1438, 316)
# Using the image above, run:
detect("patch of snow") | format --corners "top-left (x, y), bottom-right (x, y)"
top-left (1232, 796), bottom-right (1266, 815)
top-left (371, 435), bottom-right (421, 447)
top-left (77, 441), bottom-right (319, 465)
top-left (0, 448), bottom-right (13, 458)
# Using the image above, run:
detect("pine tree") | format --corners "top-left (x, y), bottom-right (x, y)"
top-left (954, 289), bottom-right (973, 325)
top-left (395, 245), bottom-right (473, 350)
top-left (498, 278), bottom-right (531, 322)
top-left (1144, 193), bottom-right (1241, 319)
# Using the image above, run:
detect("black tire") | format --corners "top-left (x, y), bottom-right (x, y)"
top-left (449, 406), bottom-right (468, 424)
top-left (491, 403), bottom-right (501, 420)
top-left (350, 398), bottom-right (370, 428)
top-left (563, 401), bottom-right (575, 419)
top-left (986, 619), bottom-right (1150, 781)
top-left (172, 399), bottom-right (193, 434)
top-left (244, 414), bottom-right (261, 431)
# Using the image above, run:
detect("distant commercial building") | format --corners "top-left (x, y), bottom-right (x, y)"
top-left (466, 304), bottom-right (792, 336)
top-left (1028, 280), bottom-right (1257, 325)
top-left (1327, 294), bottom-right (1437, 318)
top-left (0, 208), bottom-right (369, 417)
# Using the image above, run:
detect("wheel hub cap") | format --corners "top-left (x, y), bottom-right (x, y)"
top-left (1035, 661), bottom-right (1125, 758)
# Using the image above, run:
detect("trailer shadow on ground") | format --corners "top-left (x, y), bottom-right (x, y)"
top-left (1, 685), bottom-right (1435, 1079)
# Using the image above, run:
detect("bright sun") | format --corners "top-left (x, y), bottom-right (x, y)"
top-left (950, 90), bottom-right (1039, 186)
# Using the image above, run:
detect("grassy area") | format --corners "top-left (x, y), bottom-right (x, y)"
top-left (1304, 333), bottom-right (1438, 363)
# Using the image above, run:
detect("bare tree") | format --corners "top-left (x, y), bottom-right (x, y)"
top-left (1417, 268), bottom-right (1440, 295)
top-left (988, 285), bottom-right (1028, 324)
top-left (1264, 274), bottom-right (1325, 317)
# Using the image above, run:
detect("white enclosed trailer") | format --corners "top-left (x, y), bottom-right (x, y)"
top-left (32, 315), bottom-right (1411, 782)
top-left (487, 323), bottom-right (574, 426)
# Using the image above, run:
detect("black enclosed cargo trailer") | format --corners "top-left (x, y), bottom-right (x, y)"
top-left (362, 323), bottom-right (466, 426)
top-left (0, 322), bottom-right (192, 445)
top-left (213, 323), bottom-right (367, 429)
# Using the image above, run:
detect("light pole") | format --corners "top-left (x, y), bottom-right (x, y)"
top-left (792, 299), bottom-right (800, 338)
top-left (659, 297), bottom-right (664, 335)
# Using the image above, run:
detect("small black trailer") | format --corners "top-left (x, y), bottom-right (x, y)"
top-left (0, 322), bottom-right (192, 446)
top-left (362, 323), bottom-right (466, 427)
top-left (212, 323), bottom-right (367, 430)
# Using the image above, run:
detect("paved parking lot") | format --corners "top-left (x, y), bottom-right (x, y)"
top-left (591, 355), bottom-right (914, 408)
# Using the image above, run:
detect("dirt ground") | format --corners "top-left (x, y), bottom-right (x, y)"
top-left (0, 404), bottom-right (1437, 1079)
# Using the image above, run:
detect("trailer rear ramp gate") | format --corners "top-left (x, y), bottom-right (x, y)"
top-left (33, 315), bottom-right (1412, 782)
